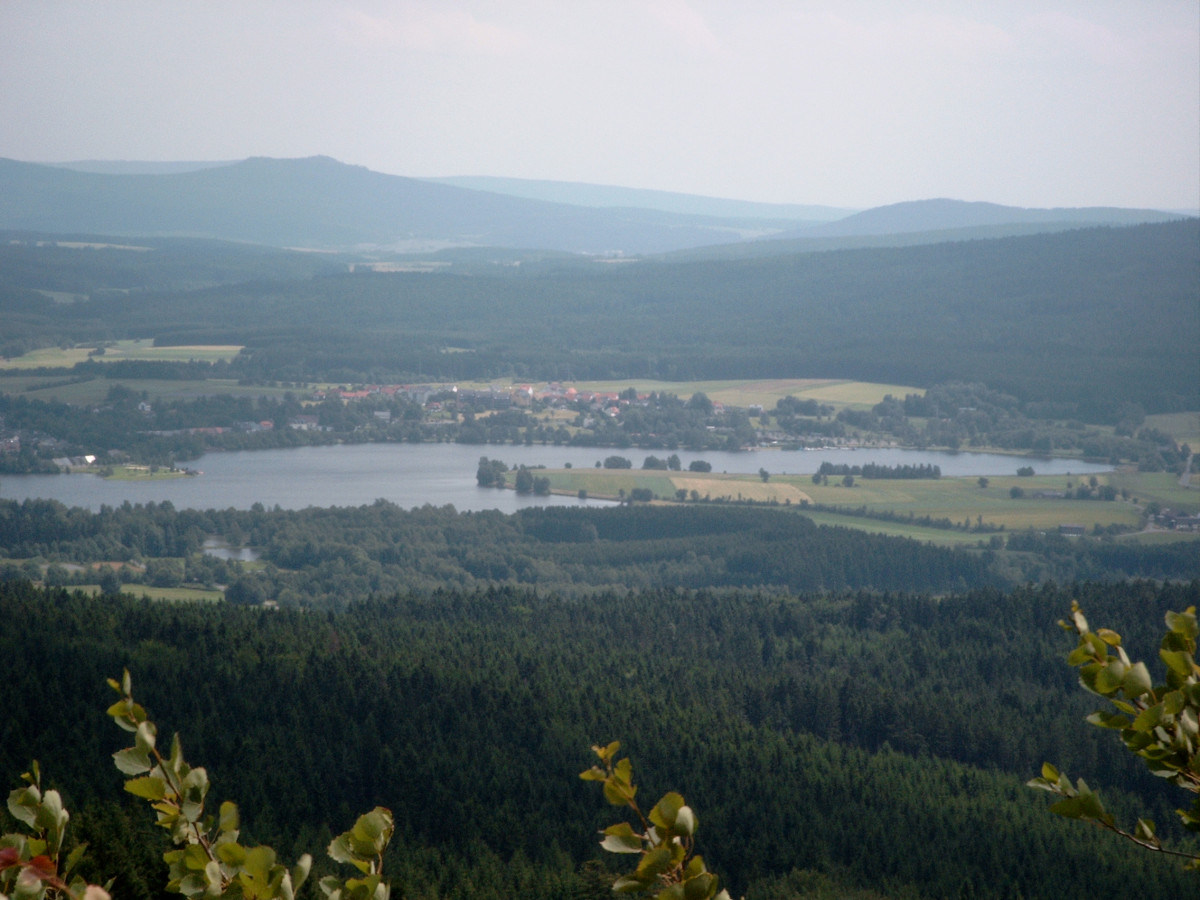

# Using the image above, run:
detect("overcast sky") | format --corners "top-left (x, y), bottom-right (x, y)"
top-left (2, 1), bottom-right (1196, 210)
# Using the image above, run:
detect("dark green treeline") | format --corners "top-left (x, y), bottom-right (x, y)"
top-left (2, 578), bottom-right (1197, 898)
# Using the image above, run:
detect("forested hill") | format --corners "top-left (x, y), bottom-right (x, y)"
top-left (0, 157), bottom-right (792, 255)
top-left (2, 157), bottom-right (1185, 256)
top-left (3, 578), bottom-right (1197, 898)
top-left (5, 218), bottom-right (1184, 414)
top-left (787, 197), bottom-right (1184, 238)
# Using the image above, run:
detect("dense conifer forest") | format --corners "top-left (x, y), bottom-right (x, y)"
top-left (2, 578), bottom-right (1197, 898)
top-left (3, 500), bottom-right (1197, 606)
top-left (3, 220), bottom-right (1196, 413)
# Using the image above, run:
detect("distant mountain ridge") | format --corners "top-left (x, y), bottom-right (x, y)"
top-left (0, 156), bottom-right (1187, 255)
top-left (47, 160), bottom-right (240, 175)
top-left (0, 156), bottom-right (807, 254)
top-left (788, 197), bottom-right (1184, 238)
top-left (426, 175), bottom-right (852, 222)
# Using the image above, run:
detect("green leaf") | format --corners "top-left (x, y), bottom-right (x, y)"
top-left (604, 777), bottom-right (635, 807)
top-left (106, 700), bottom-right (139, 732)
top-left (112, 747), bottom-right (153, 776)
top-left (219, 800), bottom-right (239, 834)
top-left (683, 872), bottom-right (717, 900)
top-left (635, 847), bottom-right (674, 880)
top-left (348, 808), bottom-right (393, 855)
top-left (1086, 711), bottom-right (1130, 730)
top-left (1134, 818), bottom-right (1160, 845)
top-left (1122, 661), bottom-right (1153, 698)
top-left (133, 721), bottom-right (156, 754)
top-left (247, 845), bottom-right (277, 876)
top-left (674, 806), bottom-right (696, 837)
top-left (1131, 703), bottom-right (1163, 733)
top-left (1094, 660), bottom-right (1125, 694)
top-left (649, 792), bottom-right (686, 831)
top-left (179, 767), bottom-right (209, 823)
top-left (292, 854), bottom-right (313, 894)
top-left (613, 874), bottom-right (652, 894)
top-left (1049, 796), bottom-right (1085, 819)
top-left (1161, 649), bottom-right (1193, 678)
top-left (215, 842), bottom-right (248, 866)
top-left (1163, 690), bottom-right (1185, 716)
top-left (328, 836), bottom-right (371, 874)
top-left (1066, 644), bottom-right (1093, 667)
top-left (124, 776), bottom-right (167, 801)
top-left (7, 785), bottom-right (39, 828)
top-left (1165, 609), bottom-right (1198, 640)
top-left (600, 822), bottom-right (643, 854)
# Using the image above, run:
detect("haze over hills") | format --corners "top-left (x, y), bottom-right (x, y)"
top-left (425, 175), bottom-right (853, 222)
top-left (784, 198), bottom-right (1185, 238)
top-left (1, 156), bottom-right (1189, 257)
top-left (46, 160), bottom-right (241, 176)
top-left (0, 157), bottom-right (804, 255)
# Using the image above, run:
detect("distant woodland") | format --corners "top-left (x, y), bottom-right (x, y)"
top-left (2, 220), bottom-right (1197, 416)
top-left (2, 500), bottom-right (1197, 607)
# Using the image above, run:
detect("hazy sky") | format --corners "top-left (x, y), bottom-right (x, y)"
top-left (2, 1), bottom-right (1197, 209)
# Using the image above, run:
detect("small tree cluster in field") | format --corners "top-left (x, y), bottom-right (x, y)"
top-left (1029, 603), bottom-right (1200, 867)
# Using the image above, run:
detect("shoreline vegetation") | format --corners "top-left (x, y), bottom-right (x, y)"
top-left (479, 464), bottom-right (1195, 542)
top-left (3, 368), bottom-right (1194, 543)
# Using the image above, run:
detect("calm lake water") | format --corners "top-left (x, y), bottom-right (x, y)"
top-left (0, 442), bottom-right (1111, 513)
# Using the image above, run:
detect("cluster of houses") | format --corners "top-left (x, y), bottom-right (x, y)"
top-left (1152, 509), bottom-right (1200, 531)
top-left (309, 381), bottom-right (734, 418)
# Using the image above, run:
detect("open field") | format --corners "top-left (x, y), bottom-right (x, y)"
top-left (786, 509), bottom-right (991, 546)
top-left (536, 467), bottom-right (1200, 540)
top-left (101, 464), bottom-right (194, 481)
top-left (1144, 411), bottom-right (1200, 448)
top-left (1108, 469), bottom-right (1200, 512)
top-left (457, 378), bottom-right (924, 410)
top-left (74, 584), bottom-right (225, 602)
top-left (0, 339), bottom-right (243, 370)
top-left (573, 378), bottom-right (924, 410)
top-left (541, 468), bottom-right (678, 499)
top-left (669, 475), bottom-right (812, 505)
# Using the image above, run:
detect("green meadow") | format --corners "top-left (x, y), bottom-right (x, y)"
top-left (536, 468), bottom-right (1199, 544)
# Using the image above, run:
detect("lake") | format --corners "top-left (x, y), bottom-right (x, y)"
top-left (0, 441), bottom-right (1111, 512)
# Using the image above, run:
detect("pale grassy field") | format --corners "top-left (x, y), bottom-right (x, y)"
top-left (74, 584), bottom-right (225, 602)
top-left (458, 378), bottom-right (924, 410)
top-left (1144, 412), bottom-right (1200, 448)
top-left (1108, 470), bottom-right (1199, 511)
top-left (544, 468), bottom-right (678, 498)
top-left (669, 475), bottom-right (812, 504)
top-left (537, 467), bottom-right (1197, 538)
top-left (102, 465), bottom-right (195, 481)
top-left (0, 339), bottom-right (242, 370)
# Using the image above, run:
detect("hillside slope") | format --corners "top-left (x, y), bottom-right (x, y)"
top-left (0, 157), bottom-right (795, 254)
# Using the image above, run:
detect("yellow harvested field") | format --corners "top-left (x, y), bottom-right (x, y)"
top-left (452, 378), bottom-right (924, 411)
top-left (797, 380), bottom-right (923, 407)
top-left (0, 338), bottom-right (243, 369)
top-left (670, 476), bottom-right (811, 504)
